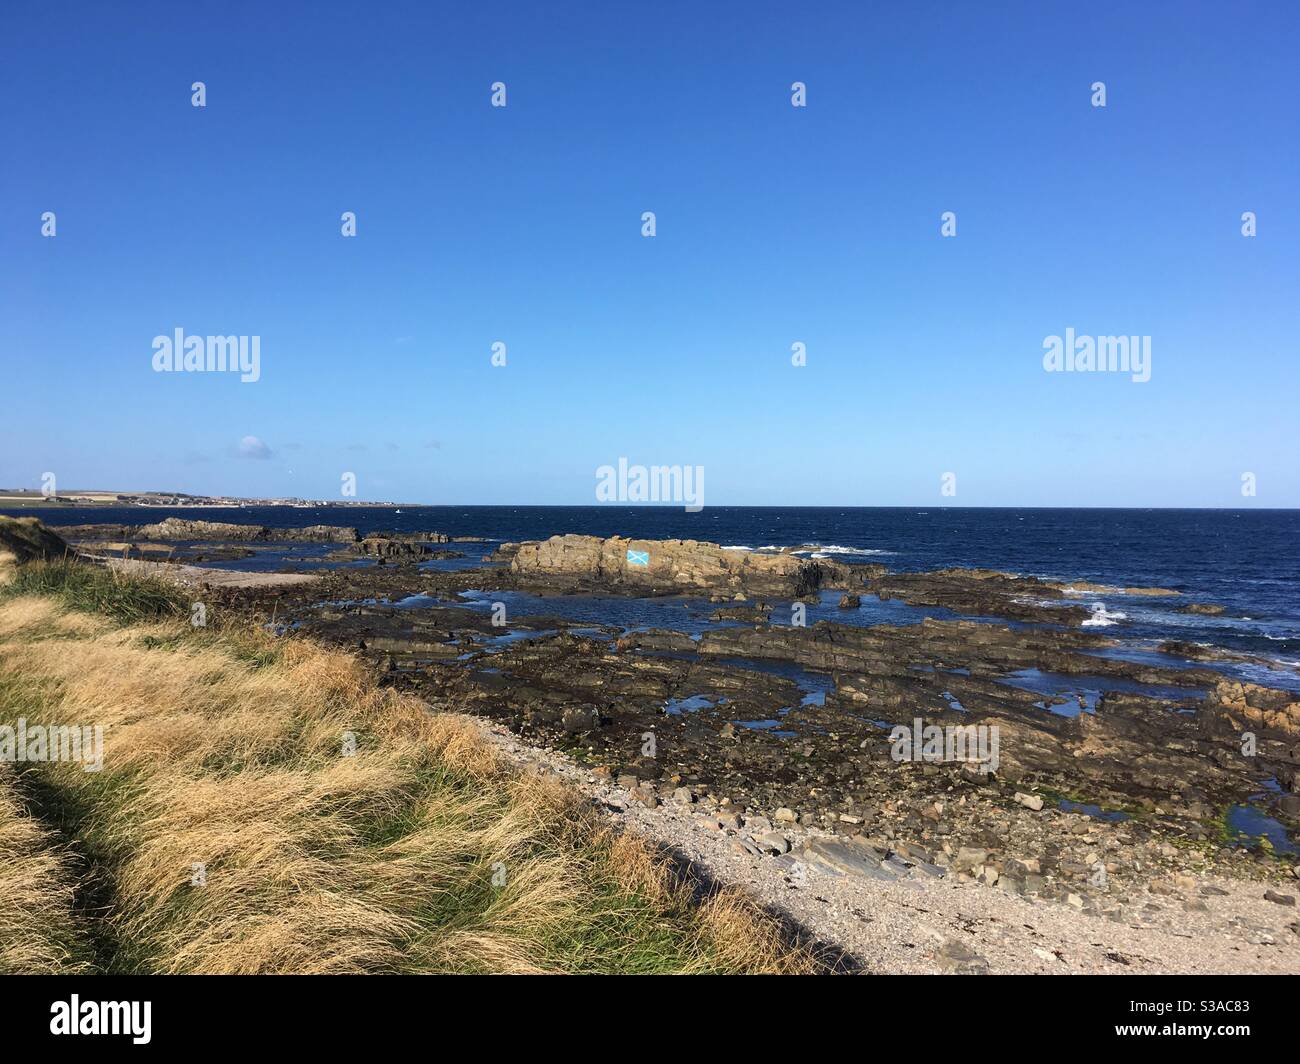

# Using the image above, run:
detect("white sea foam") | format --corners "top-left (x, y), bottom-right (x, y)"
top-left (722, 543), bottom-right (895, 558)
top-left (792, 544), bottom-right (895, 557)
top-left (1081, 603), bottom-right (1128, 627)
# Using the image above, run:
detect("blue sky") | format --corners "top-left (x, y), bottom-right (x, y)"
top-left (2, 0), bottom-right (1297, 506)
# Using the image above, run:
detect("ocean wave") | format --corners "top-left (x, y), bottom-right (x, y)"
top-left (723, 543), bottom-right (896, 558)
top-left (792, 545), bottom-right (896, 557)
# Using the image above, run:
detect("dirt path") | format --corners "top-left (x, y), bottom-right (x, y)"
top-left (94, 555), bottom-right (321, 589)
top-left (469, 715), bottom-right (1300, 975)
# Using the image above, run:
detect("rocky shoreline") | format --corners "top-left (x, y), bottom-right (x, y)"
top-left (53, 519), bottom-right (1300, 969)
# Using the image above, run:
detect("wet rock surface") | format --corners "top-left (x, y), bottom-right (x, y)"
top-left (868, 568), bottom-right (1093, 625)
top-left (350, 536), bottom-right (462, 559)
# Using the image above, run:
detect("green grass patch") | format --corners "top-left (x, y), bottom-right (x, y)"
top-left (3, 560), bottom-right (188, 624)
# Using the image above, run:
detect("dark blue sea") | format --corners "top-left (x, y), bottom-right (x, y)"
top-left (14, 505), bottom-right (1300, 667)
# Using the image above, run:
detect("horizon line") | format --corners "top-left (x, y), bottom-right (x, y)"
top-left (3, 501), bottom-right (1298, 513)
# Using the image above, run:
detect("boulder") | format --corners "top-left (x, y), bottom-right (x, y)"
top-left (711, 603), bottom-right (772, 623)
top-left (756, 832), bottom-right (791, 854)
top-left (356, 537), bottom-right (441, 558)
top-left (560, 705), bottom-right (600, 734)
top-left (952, 846), bottom-right (990, 874)
top-left (797, 837), bottom-right (893, 880)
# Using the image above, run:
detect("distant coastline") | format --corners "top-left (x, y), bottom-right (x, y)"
top-left (3, 491), bottom-right (1297, 512)
top-left (0, 490), bottom-right (403, 508)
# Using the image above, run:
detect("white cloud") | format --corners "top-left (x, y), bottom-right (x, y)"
top-left (238, 435), bottom-right (273, 460)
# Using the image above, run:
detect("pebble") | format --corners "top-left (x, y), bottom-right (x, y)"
top-left (935, 938), bottom-right (989, 975)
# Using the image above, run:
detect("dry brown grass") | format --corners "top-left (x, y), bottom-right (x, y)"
top-left (0, 766), bottom-right (91, 973)
top-left (0, 577), bottom-right (819, 975)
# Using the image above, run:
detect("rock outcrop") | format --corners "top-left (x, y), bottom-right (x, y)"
top-left (135, 518), bottom-right (360, 542)
top-left (1201, 680), bottom-right (1300, 793)
top-left (356, 536), bottom-right (445, 558)
top-left (1203, 681), bottom-right (1300, 743)
top-left (509, 535), bottom-right (853, 597)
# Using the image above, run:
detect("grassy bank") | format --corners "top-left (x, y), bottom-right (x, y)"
top-left (0, 764), bottom-right (94, 973)
top-left (0, 559), bottom-right (816, 974)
